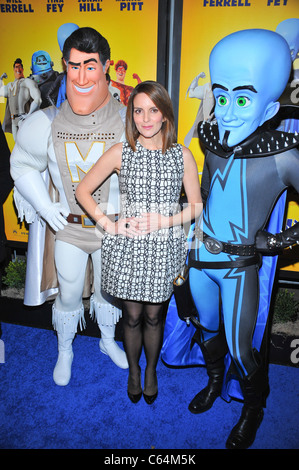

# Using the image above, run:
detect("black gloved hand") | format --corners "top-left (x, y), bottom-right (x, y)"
top-left (256, 222), bottom-right (299, 255)
top-left (255, 230), bottom-right (284, 254)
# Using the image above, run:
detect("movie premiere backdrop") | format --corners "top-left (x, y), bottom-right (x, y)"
top-left (1, 0), bottom-right (299, 278)
top-left (178, 0), bottom-right (299, 279)
top-left (0, 0), bottom-right (159, 242)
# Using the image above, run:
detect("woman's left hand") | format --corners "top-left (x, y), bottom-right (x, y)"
top-left (135, 213), bottom-right (169, 234)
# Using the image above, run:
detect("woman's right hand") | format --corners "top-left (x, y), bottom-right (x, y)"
top-left (104, 217), bottom-right (140, 238)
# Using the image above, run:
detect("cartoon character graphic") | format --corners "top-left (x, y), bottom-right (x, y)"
top-left (0, 58), bottom-right (41, 139)
top-left (184, 72), bottom-right (214, 148)
top-left (29, 50), bottom-right (59, 109)
top-left (110, 60), bottom-right (142, 106)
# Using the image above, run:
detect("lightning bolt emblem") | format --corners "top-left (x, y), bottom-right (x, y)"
top-left (204, 155), bottom-right (249, 243)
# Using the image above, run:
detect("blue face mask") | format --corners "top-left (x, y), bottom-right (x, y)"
top-left (212, 82), bottom-right (274, 149)
top-left (209, 29), bottom-right (292, 149)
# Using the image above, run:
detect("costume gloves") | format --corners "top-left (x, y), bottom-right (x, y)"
top-left (255, 222), bottom-right (299, 254)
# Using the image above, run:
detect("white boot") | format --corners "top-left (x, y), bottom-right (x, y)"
top-left (90, 295), bottom-right (128, 369)
top-left (52, 304), bottom-right (85, 386)
top-left (99, 325), bottom-right (129, 369)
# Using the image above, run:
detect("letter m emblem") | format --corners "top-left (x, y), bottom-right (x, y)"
top-left (65, 141), bottom-right (105, 182)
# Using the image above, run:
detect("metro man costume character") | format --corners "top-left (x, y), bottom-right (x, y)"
top-left (10, 27), bottom-right (128, 386)
top-left (162, 29), bottom-right (299, 449)
top-left (22, 24), bottom-right (80, 307)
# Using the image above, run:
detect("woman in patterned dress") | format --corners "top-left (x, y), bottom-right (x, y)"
top-left (76, 81), bottom-right (202, 404)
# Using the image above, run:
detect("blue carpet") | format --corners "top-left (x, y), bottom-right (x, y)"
top-left (0, 322), bottom-right (298, 450)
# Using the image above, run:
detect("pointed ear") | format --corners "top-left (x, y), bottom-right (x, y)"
top-left (260, 101), bottom-right (280, 125)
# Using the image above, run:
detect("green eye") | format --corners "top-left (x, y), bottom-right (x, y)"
top-left (217, 96), bottom-right (228, 106)
top-left (237, 96), bottom-right (250, 107)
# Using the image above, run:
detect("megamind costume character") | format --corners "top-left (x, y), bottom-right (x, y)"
top-left (162, 29), bottom-right (299, 449)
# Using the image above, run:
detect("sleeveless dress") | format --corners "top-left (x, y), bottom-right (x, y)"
top-left (101, 141), bottom-right (187, 303)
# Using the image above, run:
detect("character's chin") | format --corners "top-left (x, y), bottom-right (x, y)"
top-left (222, 130), bottom-right (232, 151)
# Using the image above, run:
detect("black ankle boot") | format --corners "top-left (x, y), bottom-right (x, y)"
top-left (226, 351), bottom-right (269, 449)
top-left (188, 327), bottom-right (228, 414)
top-left (226, 405), bottom-right (264, 449)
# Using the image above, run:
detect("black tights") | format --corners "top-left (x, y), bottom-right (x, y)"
top-left (122, 300), bottom-right (164, 394)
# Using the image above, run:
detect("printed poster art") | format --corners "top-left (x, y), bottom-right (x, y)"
top-left (178, 0), bottom-right (299, 275)
top-left (0, 0), bottom-right (158, 243)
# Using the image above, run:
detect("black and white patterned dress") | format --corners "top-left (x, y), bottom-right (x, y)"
top-left (101, 141), bottom-right (187, 303)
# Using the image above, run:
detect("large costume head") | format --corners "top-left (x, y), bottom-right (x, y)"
top-left (209, 29), bottom-right (292, 149)
top-left (62, 27), bottom-right (111, 115)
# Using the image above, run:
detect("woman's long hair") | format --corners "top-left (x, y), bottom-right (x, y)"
top-left (126, 81), bottom-right (177, 154)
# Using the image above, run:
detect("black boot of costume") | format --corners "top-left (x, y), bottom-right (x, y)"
top-left (226, 406), bottom-right (264, 450)
top-left (226, 352), bottom-right (269, 449)
top-left (188, 328), bottom-right (228, 414)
